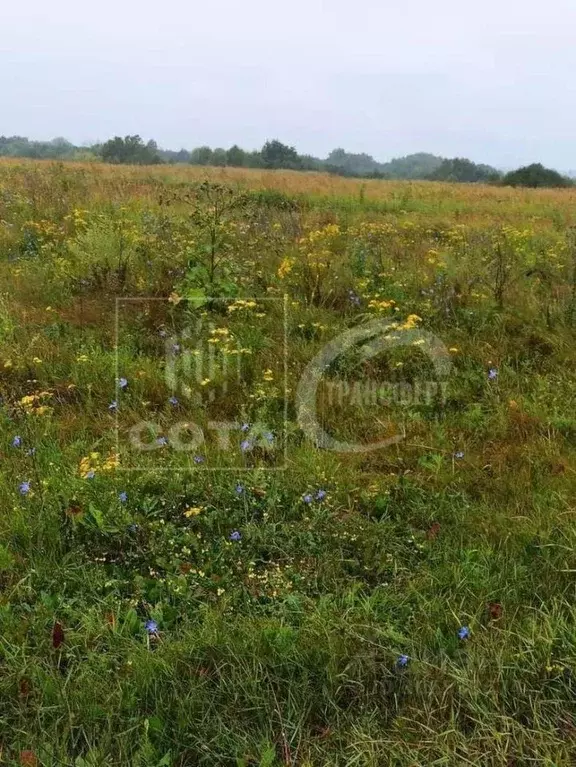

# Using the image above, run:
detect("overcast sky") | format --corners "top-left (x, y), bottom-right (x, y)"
top-left (2, 0), bottom-right (576, 170)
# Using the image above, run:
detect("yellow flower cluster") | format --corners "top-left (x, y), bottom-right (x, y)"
top-left (183, 506), bottom-right (203, 518)
top-left (207, 327), bottom-right (231, 345)
top-left (227, 299), bottom-right (258, 313)
top-left (245, 561), bottom-right (293, 599)
top-left (349, 221), bottom-right (397, 239)
top-left (306, 223), bottom-right (340, 242)
top-left (299, 224), bottom-right (342, 269)
top-left (79, 451), bottom-right (120, 478)
top-left (400, 314), bottom-right (422, 329)
top-left (19, 392), bottom-right (53, 416)
top-left (206, 326), bottom-right (251, 356)
top-left (64, 208), bottom-right (89, 230)
top-left (368, 298), bottom-right (396, 312)
top-left (277, 257), bottom-right (295, 279)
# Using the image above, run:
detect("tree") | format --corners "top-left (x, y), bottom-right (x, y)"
top-left (261, 139), bottom-right (302, 170)
top-left (427, 158), bottom-right (501, 183)
top-left (226, 145), bottom-right (246, 167)
top-left (211, 148), bottom-right (227, 167)
top-left (160, 148), bottom-right (191, 163)
top-left (325, 148), bottom-right (381, 176)
top-left (502, 163), bottom-right (572, 188)
top-left (100, 135), bottom-right (162, 165)
top-left (190, 146), bottom-right (214, 165)
top-left (245, 150), bottom-right (263, 168)
top-left (381, 152), bottom-right (443, 179)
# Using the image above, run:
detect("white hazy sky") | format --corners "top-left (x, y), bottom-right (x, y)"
top-left (2, 0), bottom-right (576, 169)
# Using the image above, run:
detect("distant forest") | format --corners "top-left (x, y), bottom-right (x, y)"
top-left (0, 135), bottom-right (572, 188)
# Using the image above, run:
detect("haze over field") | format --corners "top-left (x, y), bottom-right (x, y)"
top-left (2, 0), bottom-right (576, 170)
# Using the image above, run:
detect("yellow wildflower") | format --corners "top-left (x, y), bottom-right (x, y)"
top-left (184, 506), bottom-right (203, 518)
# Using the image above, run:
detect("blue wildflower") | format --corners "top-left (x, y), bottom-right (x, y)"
top-left (145, 619), bottom-right (158, 634)
top-left (303, 493), bottom-right (313, 504)
top-left (229, 530), bottom-right (242, 542)
top-left (240, 439), bottom-right (252, 452)
top-left (156, 436), bottom-right (168, 447)
top-left (169, 395), bottom-right (179, 405)
top-left (235, 484), bottom-right (245, 494)
top-left (315, 489), bottom-right (327, 501)
top-left (397, 654), bottom-right (409, 667)
top-left (119, 377), bottom-right (128, 390)
top-left (108, 400), bottom-right (118, 412)
top-left (119, 491), bottom-right (128, 503)
top-left (454, 451), bottom-right (465, 460)
top-left (193, 455), bottom-right (204, 464)
top-left (128, 523), bottom-right (139, 533)
top-left (12, 435), bottom-right (22, 448)
top-left (19, 480), bottom-right (31, 495)
top-left (240, 423), bottom-right (250, 432)
top-left (458, 626), bottom-right (470, 640)
top-left (85, 470), bottom-right (96, 479)
top-left (488, 367), bottom-right (498, 381)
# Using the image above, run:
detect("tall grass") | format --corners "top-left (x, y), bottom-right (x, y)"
top-left (0, 160), bottom-right (575, 765)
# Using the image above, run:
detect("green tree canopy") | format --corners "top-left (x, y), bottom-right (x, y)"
top-left (261, 140), bottom-right (301, 170)
top-left (502, 163), bottom-right (572, 188)
top-left (427, 157), bottom-right (501, 183)
top-left (100, 135), bottom-right (162, 165)
top-left (226, 145), bottom-right (246, 166)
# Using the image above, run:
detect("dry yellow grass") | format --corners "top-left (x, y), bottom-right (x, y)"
top-left (2, 156), bottom-right (576, 216)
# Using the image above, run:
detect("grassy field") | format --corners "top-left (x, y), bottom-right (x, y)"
top-left (1, 159), bottom-right (576, 766)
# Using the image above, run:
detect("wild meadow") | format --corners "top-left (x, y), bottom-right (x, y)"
top-left (2, 159), bottom-right (576, 766)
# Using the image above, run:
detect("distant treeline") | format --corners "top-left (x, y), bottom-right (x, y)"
top-left (0, 134), bottom-right (572, 188)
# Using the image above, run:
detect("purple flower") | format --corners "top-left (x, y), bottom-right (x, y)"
top-left (396, 654), bottom-right (409, 667)
top-left (156, 436), bottom-right (168, 447)
top-left (119, 377), bottom-right (128, 390)
top-left (454, 451), bottom-right (465, 460)
top-left (235, 484), bottom-right (245, 494)
top-left (193, 455), bottom-right (204, 464)
top-left (458, 626), bottom-right (470, 640)
top-left (145, 619), bottom-right (158, 634)
top-left (12, 435), bottom-right (22, 448)
top-left (85, 470), bottom-right (96, 479)
top-left (240, 423), bottom-right (250, 432)
top-left (488, 367), bottom-right (498, 381)
top-left (315, 489), bottom-right (327, 501)
top-left (303, 493), bottom-right (313, 504)
top-left (229, 530), bottom-right (242, 542)
top-left (19, 480), bottom-right (31, 495)
top-left (240, 439), bottom-right (252, 452)
top-left (108, 400), bottom-right (118, 412)
top-left (119, 491), bottom-right (128, 503)
top-left (169, 395), bottom-right (179, 406)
